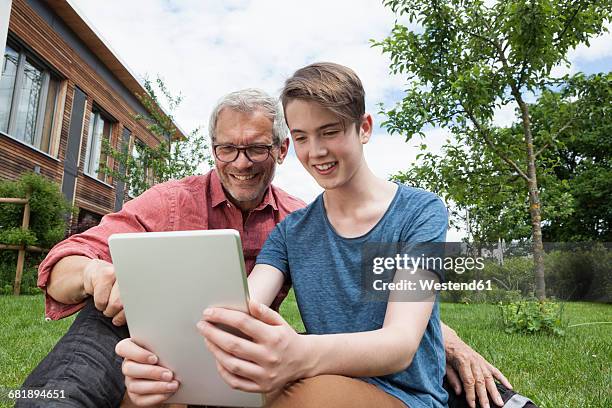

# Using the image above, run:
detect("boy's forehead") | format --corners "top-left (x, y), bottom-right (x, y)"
top-left (285, 99), bottom-right (343, 129)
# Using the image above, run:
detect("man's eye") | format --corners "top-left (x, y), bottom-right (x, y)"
top-left (323, 131), bottom-right (339, 137)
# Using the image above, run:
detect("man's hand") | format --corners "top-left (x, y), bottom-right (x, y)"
top-left (444, 326), bottom-right (512, 408)
top-left (197, 300), bottom-right (309, 393)
top-left (115, 338), bottom-right (179, 407)
top-left (82, 259), bottom-right (126, 326)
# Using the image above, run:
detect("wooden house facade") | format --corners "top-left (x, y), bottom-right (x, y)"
top-left (0, 0), bottom-right (182, 228)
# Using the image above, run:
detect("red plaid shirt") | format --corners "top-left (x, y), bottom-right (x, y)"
top-left (38, 170), bottom-right (305, 320)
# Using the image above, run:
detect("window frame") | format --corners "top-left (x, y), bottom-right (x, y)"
top-left (1, 37), bottom-right (63, 155)
top-left (84, 106), bottom-right (115, 183)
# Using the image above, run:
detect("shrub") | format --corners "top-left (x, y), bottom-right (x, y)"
top-left (452, 288), bottom-right (523, 305)
top-left (544, 244), bottom-right (611, 302)
top-left (479, 257), bottom-right (535, 296)
top-left (0, 251), bottom-right (43, 295)
top-left (0, 173), bottom-right (73, 293)
top-left (500, 300), bottom-right (566, 336)
top-left (0, 172), bottom-right (73, 248)
top-left (441, 256), bottom-right (532, 303)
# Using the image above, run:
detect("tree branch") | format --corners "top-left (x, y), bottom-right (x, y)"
top-left (464, 108), bottom-right (531, 182)
top-left (535, 119), bottom-right (573, 157)
top-left (555, 1), bottom-right (587, 46)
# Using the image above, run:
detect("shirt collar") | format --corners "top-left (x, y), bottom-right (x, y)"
top-left (210, 169), bottom-right (278, 212)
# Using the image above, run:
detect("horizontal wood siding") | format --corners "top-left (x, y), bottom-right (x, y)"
top-left (0, 134), bottom-right (63, 181)
top-left (1, 0), bottom-right (163, 217)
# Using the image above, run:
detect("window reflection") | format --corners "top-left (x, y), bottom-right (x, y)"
top-left (85, 110), bottom-right (113, 181)
top-left (0, 41), bottom-right (61, 155)
top-left (14, 59), bottom-right (43, 144)
top-left (0, 46), bottom-right (18, 132)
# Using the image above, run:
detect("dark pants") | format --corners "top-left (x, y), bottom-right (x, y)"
top-left (16, 299), bottom-right (129, 407)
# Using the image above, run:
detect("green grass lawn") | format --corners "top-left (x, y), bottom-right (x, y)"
top-left (1, 293), bottom-right (610, 407)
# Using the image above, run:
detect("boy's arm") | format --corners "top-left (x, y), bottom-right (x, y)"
top-left (303, 267), bottom-right (435, 378)
top-left (305, 298), bottom-right (434, 377)
top-left (198, 267), bottom-right (437, 391)
top-left (247, 264), bottom-right (286, 307)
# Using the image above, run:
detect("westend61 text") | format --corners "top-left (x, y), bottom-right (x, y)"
top-left (373, 279), bottom-right (493, 292)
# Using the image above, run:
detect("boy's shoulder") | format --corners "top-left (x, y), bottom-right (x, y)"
top-left (276, 194), bottom-right (323, 229)
top-left (394, 183), bottom-right (445, 210)
top-left (395, 183), bottom-right (441, 202)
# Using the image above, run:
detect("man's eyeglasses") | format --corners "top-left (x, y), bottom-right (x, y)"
top-left (213, 143), bottom-right (276, 163)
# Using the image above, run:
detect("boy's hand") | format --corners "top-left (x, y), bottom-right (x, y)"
top-left (115, 338), bottom-right (179, 406)
top-left (197, 300), bottom-right (310, 393)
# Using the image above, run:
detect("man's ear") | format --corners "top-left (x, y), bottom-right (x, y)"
top-left (276, 137), bottom-right (290, 164)
top-left (359, 113), bottom-right (373, 144)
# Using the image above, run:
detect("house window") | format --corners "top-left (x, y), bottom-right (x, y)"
top-left (0, 42), bottom-right (61, 154)
top-left (85, 108), bottom-right (113, 181)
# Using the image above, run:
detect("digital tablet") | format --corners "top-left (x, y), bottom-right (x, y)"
top-left (108, 229), bottom-right (264, 407)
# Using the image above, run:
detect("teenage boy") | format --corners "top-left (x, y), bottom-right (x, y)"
top-left (117, 63), bottom-right (505, 408)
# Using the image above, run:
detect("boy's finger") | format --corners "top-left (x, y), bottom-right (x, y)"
top-left (126, 378), bottom-right (179, 395)
top-left (122, 359), bottom-right (174, 382)
top-left (115, 338), bottom-right (158, 364)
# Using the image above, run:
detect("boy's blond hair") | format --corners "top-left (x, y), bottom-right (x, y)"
top-left (281, 62), bottom-right (365, 130)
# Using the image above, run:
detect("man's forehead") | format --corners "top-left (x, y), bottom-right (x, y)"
top-left (215, 108), bottom-right (274, 142)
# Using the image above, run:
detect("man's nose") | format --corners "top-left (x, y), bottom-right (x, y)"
top-left (233, 150), bottom-right (253, 169)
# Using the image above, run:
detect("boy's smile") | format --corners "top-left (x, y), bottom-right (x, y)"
top-left (313, 161), bottom-right (338, 175)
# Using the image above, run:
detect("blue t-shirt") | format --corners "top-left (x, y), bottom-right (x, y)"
top-left (256, 184), bottom-right (449, 408)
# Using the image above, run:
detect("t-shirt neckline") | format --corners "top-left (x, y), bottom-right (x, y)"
top-left (318, 182), bottom-right (402, 242)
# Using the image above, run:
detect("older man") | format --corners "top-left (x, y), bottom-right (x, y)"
top-left (19, 89), bottom-right (510, 408)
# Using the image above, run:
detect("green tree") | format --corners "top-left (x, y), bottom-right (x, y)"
top-left (374, 0), bottom-right (611, 299)
top-left (102, 77), bottom-right (211, 197)
top-left (392, 73), bottom-right (611, 244)
top-left (536, 73), bottom-right (612, 241)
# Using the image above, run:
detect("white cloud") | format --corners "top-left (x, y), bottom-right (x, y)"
top-left (72, 0), bottom-right (407, 132)
top-left (568, 24), bottom-right (612, 63)
top-left (492, 102), bottom-right (517, 128)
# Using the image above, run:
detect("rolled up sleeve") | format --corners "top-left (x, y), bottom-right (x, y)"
top-left (39, 186), bottom-right (171, 319)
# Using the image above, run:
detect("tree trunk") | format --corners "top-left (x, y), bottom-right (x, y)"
top-left (516, 99), bottom-right (547, 300)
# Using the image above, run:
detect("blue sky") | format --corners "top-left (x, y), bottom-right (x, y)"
top-left (72, 0), bottom-right (612, 239)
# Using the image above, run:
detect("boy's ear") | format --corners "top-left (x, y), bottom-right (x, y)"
top-left (359, 113), bottom-right (373, 144)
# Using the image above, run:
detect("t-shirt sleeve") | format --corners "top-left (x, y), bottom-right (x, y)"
top-left (400, 193), bottom-right (448, 281)
top-left (256, 221), bottom-right (290, 281)
top-left (401, 194), bottom-right (448, 243)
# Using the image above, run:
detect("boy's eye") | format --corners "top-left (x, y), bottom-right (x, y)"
top-left (323, 130), bottom-right (340, 137)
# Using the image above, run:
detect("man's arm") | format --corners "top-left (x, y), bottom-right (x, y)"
top-left (46, 255), bottom-right (90, 304)
top-left (39, 185), bottom-right (168, 320)
top-left (46, 255), bottom-right (127, 325)
top-left (442, 322), bottom-right (513, 408)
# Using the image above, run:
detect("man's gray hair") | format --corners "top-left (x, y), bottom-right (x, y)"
top-left (208, 88), bottom-right (288, 145)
